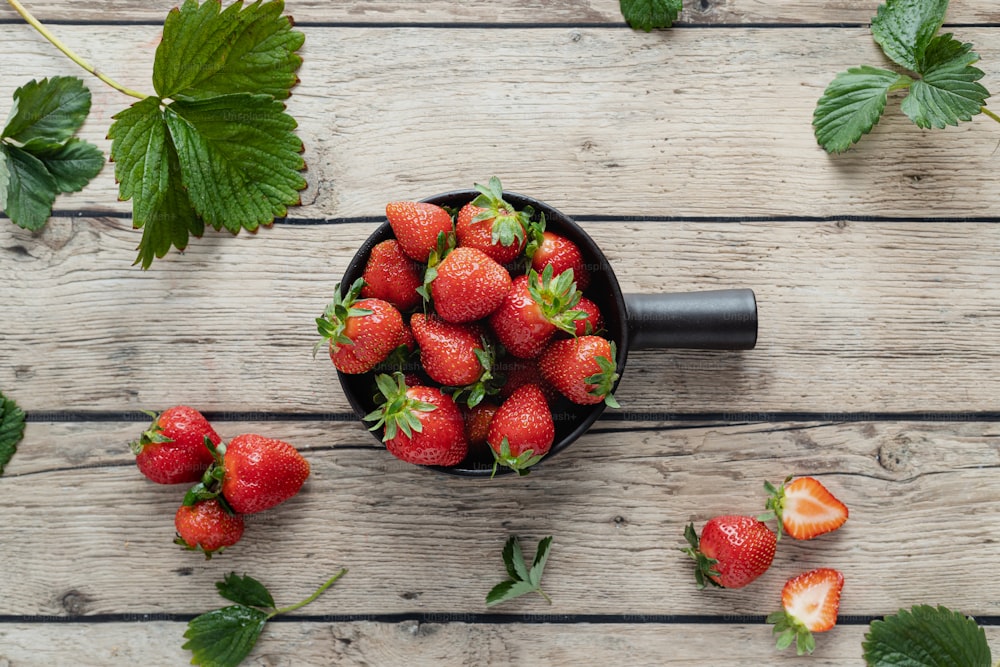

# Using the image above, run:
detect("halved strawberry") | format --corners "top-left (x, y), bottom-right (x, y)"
top-left (386, 201), bottom-right (454, 262)
top-left (455, 176), bottom-right (532, 264)
top-left (761, 476), bottom-right (849, 540)
top-left (767, 568), bottom-right (844, 655)
top-left (316, 279), bottom-right (405, 374)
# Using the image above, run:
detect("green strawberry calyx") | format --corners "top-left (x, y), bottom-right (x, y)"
top-left (680, 522), bottom-right (723, 590)
top-left (758, 475), bottom-right (794, 540)
top-left (470, 175), bottom-right (533, 249)
top-left (527, 264), bottom-right (589, 336)
top-left (181, 436), bottom-right (236, 515)
top-left (766, 608), bottom-right (817, 656)
top-left (363, 372), bottom-right (438, 442)
top-left (446, 336), bottom-right (502, 409)
top-left (314, 278), bottom-right (373, 355)
top-left (128, 409), bottom-right (173, 455)
top-left (491, 437), bottom-right (545, 478)
top-left (416, 230), bottom-right (456, 309)
top-left (584, 341), bottom-right (621, 408)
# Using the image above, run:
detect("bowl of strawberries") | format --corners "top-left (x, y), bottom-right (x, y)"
top-left (318, 177), bottom-right (758, 477)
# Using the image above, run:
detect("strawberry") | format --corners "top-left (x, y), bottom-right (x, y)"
top-left (385, 201), bottom-right (454, 262)
top-left (487, 384), bottom-right (555, 476)
top-left (498, 358), bottom-right (560, 404)
top-left (539, 335), bottom-right (620, 407)
top-left (767, 568), bottom-right (845, 655)
top-left (317, 278), bottom-right (405, 374)
top-left (527, 230), bottom-right (591, 290)
top-left (489, 266), bottom-right (587, 359)
top-left (429, 247), bottom-right (512, 323)
top-left (682, 516), bottom-right (777, 589)
top-left (410, 313), bottom-right (497, 405)
top-left (361, 239), bottom-right (423, 311)
top-left (761, 476), bottom-right (849, 540)
top-left (455, 176), bottom-right (531, 264)
top-left (365, 373), bottom-right (468, 466)
top-left (569, 296), bottom-right (603, 336)
top-left (220, 434), bottom-right (311, 514)
top-left (174, 498), bottom-right (244, 559)
top-left (463, 401), bottom-right (498, 447)
top-left (130, 406), bottom-right (220, 484)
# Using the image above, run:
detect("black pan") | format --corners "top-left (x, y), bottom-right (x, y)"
top-left (337, 189), bottom-right (757, 477)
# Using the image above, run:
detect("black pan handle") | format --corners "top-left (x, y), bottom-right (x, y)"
top-left (625, 289), bottom-right (758, 350)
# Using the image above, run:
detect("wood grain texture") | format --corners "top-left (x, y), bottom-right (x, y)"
top-left (1, 0), bottom-right (998, 26)
top-left (2, 220), bottom-right (999, 413)
top-left (3, 420), bottom-right (999, 618)
top-left (1, 26), bottom-right (999, 219)
top-left (4, 621), bottom-right (1000, 666)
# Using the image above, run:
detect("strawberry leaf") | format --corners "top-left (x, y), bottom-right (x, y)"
top-left (862, 605), bottom-right (992, 666)
top-left (0, 148), bottom-right (8, 211)
top-left (486, 536), bottom-right (554, 607)
top-left (153, 0), bottom-right (304, 102)
top-left (620, 0), bottom-right (682, 32)
top-left (0, 392), bottom-right (26, 476)
top-left (870, 0), bottom-right (949, 72)
top-left (0, 144), bottom-right (57, 231)
top-left (900, 34), bottom-right (989, 129)
top-left (183, 605), bottom-right (269, 667)
top-left (813, 66), bottom-right (912, 153)
top-left (32, 139), bottom-right (104, 194)
top-left (1, 76), bottom-right (91, 145)
top-left (216, 573), bottom-right (276, 610)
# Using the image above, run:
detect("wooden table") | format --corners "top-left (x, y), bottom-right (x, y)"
top-left (3, 1), bottom-right (1000, 665)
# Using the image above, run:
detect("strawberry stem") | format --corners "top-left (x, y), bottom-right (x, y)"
top-left (982, 106), bottom-right (1000, 124)
top-left (270, 568), bottom-right (348, 617)
top-left (6, 0), bottom-right (149, 100)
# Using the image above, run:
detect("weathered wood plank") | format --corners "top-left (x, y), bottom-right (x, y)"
top-left (5, 620), bottom-right (999, 666)
top-left (2, 420), bottom-right (998, 617)
top-left (2, 220), bottom-right (1000, 413)
top-left (1, 0), bottom-right (998, 26)
top-left (1, 26), bottom-right (999, 219)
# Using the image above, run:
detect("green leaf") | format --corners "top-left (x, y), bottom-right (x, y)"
top-left (154, 0), bottom-right (304, 101)
top-left (899, 34), bottom-right (989, 129)
top-left (813, 66), bottom-right (912, 153)
top-left (108, 97), bottom-right (202, 269)
top-left (619, 0), bottom-right (682, 31)
top-left (0, 146), bottom-right (9, 211)
top-left (486, 536), bottom-right (554, 607)
top-left (1, 77), bottom-right (91, 145)
top-left (163, 94), bottom-right (305, 233)
top-left (0, 143), bottom-right (58, 231)
top-left (0, 392), bottom-right (26, 476)
top-left (216, 573), bottom-right (276, 610)
top-left (183, 605), bottom-right (269, 667)
top-left (29, 138), bottom-right (104, 194)
top-left (870, 0), bottom-right (949, 72)
top-left (862, 605), bottom-right (992, 666)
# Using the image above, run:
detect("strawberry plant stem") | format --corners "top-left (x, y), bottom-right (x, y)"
top-left (982, 106), bottom-right (1000, 124)
top-left (6, 0), bottom-right (148, 100)
top-left (270, 568), bottom-right (348, 617)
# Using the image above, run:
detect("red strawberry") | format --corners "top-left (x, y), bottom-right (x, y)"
top-left (130, 406), bottom-right (220, 484)
top-left (767, 568), bottom-right (844, 655)
top-left (527, 230), bottom-right (590, 290)
top-left (429, 247), bottom-right (511, 323)
top-left (174, 498), bottom-right (245, 559)
top-left (455, 176), bottom-right (531, 264)
top-left (317, 278), bottom-right (405, 374)
top-left (539, 335), bottom-right (620, 407)
top-left (220, 434), bottom-right (311, 514)
top-left (463, 401), bottom-right (499, 447)
top-left (489, 266), bottom-right (587, 359)
top-left (569, 296), bottom-right (603, 336)
top-left (682, 516), bottom-right (777, 589)
top-left (498, 358), bottom-right (561, 404)
top-left (410, 314), bottom-right (496, 403)
top-left (361, 239), bottom-right (423, 311)
top-left (385, 201), bottom-right (454, 262)
top-left (365, 373), bottom-right (468, 466)
top-left (487, 384), bottom-right (555, 476)
top-left (762, 476), bottom-right (849, 540)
